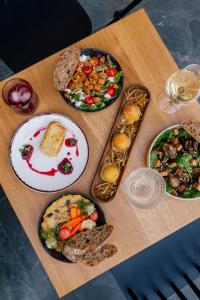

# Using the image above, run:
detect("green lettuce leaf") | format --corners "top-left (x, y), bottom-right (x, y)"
top-left (182, 188), bottom-right (200, 198)
top-left (153, 129), bottom-right (174, 148)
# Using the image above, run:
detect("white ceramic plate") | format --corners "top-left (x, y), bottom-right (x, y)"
top-left (147, 124), bottom-right (200, 201)
top-left (9, 113), bottom-right (89, 192)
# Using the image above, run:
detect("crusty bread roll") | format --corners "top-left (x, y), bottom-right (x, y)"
top-left (40, 121), bottom-right (66, 156)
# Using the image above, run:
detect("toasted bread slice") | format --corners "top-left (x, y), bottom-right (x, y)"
top-left (40, 121), bottom-right (66, 156)
top-left (181, 120), bottom-right (200, 143)
top-left (80, 244), bottom-right (118, 266)
top-left (62, 224), bottom-right (113, 262)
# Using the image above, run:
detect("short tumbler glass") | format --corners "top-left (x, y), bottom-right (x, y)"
top-left (122, 168), bottom-right (166, 209)
top-left (2, 78), bottom-right (38, 114)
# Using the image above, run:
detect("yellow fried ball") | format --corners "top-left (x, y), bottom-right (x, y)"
top-left (112, 133), bottom-right (130, 151)
top-left (123, 103), bottom-right (141, 124)
top-left (101, 164), bottom-right (120, 183)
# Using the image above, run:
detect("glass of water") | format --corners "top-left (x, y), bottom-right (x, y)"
top-left (122, 168), bottom-right (166, 209)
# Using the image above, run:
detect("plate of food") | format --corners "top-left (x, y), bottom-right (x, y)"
top-left (148, 120), bottom-right (200, 200)
top-left (39, 193), bottom-right (117, 265)
top-left (9, 113), bottom-right (89, 192)
top-left (54, 47), bottom-right (123, 112)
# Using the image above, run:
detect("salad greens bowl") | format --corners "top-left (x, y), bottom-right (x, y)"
top-left (148, 124), bottom-right (200, 200)
top-left (60, 48), bottom-right (123, 112)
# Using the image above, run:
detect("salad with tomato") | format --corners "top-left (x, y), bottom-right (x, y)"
top-left (63, 51), bottom-right (123, 111)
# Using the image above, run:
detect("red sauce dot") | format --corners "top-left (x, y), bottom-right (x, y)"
top-left (70, 158), bottom-right (72, 160)
top-left (67, 152), bottom-right (71, 155)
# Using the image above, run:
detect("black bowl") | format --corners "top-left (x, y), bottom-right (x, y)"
top-left (60, 48), bottom-right (124, 112)
top-left (38, 193), bottom-right (106, 263)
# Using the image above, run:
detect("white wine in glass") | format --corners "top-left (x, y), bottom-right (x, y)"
top-left (158, 64), bottom-right (200, 113)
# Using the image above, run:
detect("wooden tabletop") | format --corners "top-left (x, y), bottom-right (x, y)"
top-left (0, 8), bottom-right (199, 297)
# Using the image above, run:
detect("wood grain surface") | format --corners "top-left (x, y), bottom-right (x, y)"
top-left (0, 9), bottom-right (199, 297)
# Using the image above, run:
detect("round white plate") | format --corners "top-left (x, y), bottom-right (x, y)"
top-left (9, 113), bottom-right (89, 192)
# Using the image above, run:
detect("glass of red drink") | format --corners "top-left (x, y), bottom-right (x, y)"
top-left (2, 78), bottom-right (38, 114)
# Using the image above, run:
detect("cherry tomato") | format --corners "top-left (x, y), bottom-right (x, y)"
top-left (83, 65), bottom-right (92, 74)
top-left (90, 57), bottom-right (99, 66)
top-left (85, 96), bottom-right (94, 105)
top-left (89, 211), bottom-right (98, 221)
top-left (106, 68), bottom-right (118, 77)
top-left (107, 86), bottom-right (115, 97)
top-left (59, 228), bottom-right (71, 240)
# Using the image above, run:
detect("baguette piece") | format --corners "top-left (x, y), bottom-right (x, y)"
top-left (80, 244), bottom-right (118, 266)
top-left (181, 120), bottom-right (200, 143)
top-left (62, 224), bottom-right (113, 262)
top-left (40, 121), bottom-right (66, 157)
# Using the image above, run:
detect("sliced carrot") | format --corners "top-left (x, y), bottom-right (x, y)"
top-left (70, 223), bottom-right (82, 237)
top-left (70, 207), bottom-right (77, 219)
top-left (60, 215), bottom-right (86, 229)
top-left (76, 208), bottom-right (81, 217)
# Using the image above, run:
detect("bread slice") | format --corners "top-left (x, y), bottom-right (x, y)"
top-left (62, 224), bottom-right (113, 262)
top-left (40, 121), bottom-right (66, 156)
top-left (80, 244), bottom-right (118, 266)
top-left (54, 46), bottom-right (80, 91)
top-left (181, 120), bottom-right (200, 143)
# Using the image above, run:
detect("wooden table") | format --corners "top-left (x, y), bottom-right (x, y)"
top-left (0, 8), bottom-right (199, 297)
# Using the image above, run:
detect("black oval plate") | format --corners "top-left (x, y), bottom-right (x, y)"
top-left (60, 48), bottom-right (124, 112)
top-left (38, 193), bottom-right (106, 263)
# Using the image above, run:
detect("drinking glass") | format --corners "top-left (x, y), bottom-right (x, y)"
top-left (158, 64), bottom-right (200, 114)
top-left (122, 168), bottom-right (166, 209)
top-left (2, 78), bottom-right (39, 114)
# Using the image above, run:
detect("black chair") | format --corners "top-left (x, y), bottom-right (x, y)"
top-left (111, 218), bottom-right (200, 299)
top-left (0, 0), bottom-right (92, 72)
top-left (109, 0), bottom-right (143, 25)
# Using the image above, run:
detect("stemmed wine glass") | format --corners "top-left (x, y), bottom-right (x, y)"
top-left (158, 64), bottom-right (200, 114)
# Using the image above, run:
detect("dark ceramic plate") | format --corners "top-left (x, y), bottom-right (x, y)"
top-left (60, 48), bottom-right (123, 112)
top-left (38, 193), bottom-right (106, 263)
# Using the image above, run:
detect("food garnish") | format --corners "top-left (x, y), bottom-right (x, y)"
top-left (92, 85), bottom-right (150, 201)
top-left (65, 138), bottom-right (77, 147)
top-left (61, 216), bottom-right (86, 230)
top-left (19, 143), bottom-right (58, 177)
top-left (58, 158), bottom-right (73, 175)
top-left (150, 125), bottom-right (200, 198)
top-left (80, 219), bottom-right (96, 230)
top-left (59, 228), bottom-right (71, 240)
top-left (89, 211), bottom-right (99, 221)
top-left (19, 144), bottom-right (33, 160)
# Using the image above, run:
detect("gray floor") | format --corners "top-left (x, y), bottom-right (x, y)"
top-left (1, 0), bottom-right (200, 299)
